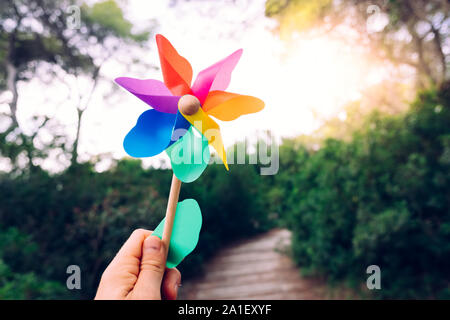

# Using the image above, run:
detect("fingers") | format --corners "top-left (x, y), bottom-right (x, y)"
top-left (162, 268), bottom-right (181, 300)
top-left (131, 235), bottom-right (166, 299)
top-left (95, 229), bottom-right (152, 300)
top-left (115, 229), bottom-right (153, 262)
top-left (96, 229), bottom-right (182, 300)
top-left (108, 229), bottom-right (153, 278)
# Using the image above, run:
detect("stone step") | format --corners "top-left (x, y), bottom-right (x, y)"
top-left (208, 250), bottom-right (281, 265)
top-left (191, 269), bottom-right (303, 291)
top-left (219, 237), bottom-right (290, 256)
top-left (191, 279), bottom-right (313, 300)
top-left (201, 260), bottom-right (291, 282)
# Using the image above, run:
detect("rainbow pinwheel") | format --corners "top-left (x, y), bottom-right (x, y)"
top-left (115, 34), bottom-right (264, 268)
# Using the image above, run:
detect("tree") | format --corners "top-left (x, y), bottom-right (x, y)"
top-left (0, 0), bottom-right (150, 171)
top-left (265, 0), bottom-right (449, 89)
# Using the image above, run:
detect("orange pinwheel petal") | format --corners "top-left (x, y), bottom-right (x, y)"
top-left (180, 107), bottom-right (228, 170)
top-left (156, 34), bottom-right (193, 96)
top-left (203, 91), bottom-right (265, 121)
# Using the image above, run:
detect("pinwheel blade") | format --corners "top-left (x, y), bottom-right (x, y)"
top-left (123, 109), bottom-right (176, 158)
top-left (169, 110), bottom-right (192, 147)
top-left (166, 126), bottom-right (210, 183)
top-left (156, 34), bottom-right (193, 96)
top-left (191, 49), bottom-right (243, 104)
top-left (115, 77), bottom-right (180, 114)
top-left (152, 199), bottom-right (202, 268)
top-left (180, 108), bottom-right (228, 170)
top-left (203, 91), bottom-right (265, 121)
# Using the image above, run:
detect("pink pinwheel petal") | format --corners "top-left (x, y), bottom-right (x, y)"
top-left (191, 49), bottom-right (243, 104)
top-left (115, 77), bottom-right (180, 114)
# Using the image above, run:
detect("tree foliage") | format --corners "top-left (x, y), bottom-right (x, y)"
top-left (0, 0), bottom-right (150, 170)
top-left (0, 227), bottom-right (68, 299)
top-left (273, 83), bottom-right (450, 298)
top-left (266, 0), bottom-right (449, 89)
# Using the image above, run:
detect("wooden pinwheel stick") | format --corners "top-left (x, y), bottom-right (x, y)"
top-left (162, 174), bottom-right (181, 256)
top-left (161, 94), bottom-right (201, 259)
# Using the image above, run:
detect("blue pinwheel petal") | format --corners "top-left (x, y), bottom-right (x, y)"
top-left (124, 109), bottom-right (177, 158)
top-left (169, 110), bottom-right (191, 147)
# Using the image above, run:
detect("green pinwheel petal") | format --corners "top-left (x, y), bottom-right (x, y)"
top-left (152, 199), bottom-right (202, 268)
top-left (166, 126), bottom-right (210, 183)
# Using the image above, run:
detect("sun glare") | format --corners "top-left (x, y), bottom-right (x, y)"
top-left (280, 36), bottom-right (383, 121)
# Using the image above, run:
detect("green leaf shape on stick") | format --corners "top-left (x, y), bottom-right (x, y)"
top-left (152, 199), bottom-right (202, 268)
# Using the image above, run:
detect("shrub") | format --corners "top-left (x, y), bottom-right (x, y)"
top-left (280, 85), bottom-right (450, 298)
top-left (0, 227), bottom-right (68, 299)
top-left (0, 150), bottom-right (272, 298)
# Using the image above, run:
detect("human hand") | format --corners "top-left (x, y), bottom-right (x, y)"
top-left (95, 229), bottom-right (181, 300)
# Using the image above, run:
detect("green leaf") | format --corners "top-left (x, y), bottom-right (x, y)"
top-left (152, 199), bottom-right (202, 268)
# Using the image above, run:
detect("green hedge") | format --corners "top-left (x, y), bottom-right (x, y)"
top-left (0, 153), bottom-right (272, 299)
top-left (278, 86), bottom-right (450, 298)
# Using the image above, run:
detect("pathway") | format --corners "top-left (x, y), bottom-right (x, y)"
top-left (179, 229), bottom-right (328, 300)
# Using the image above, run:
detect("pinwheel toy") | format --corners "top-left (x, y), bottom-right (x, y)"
top-left (115, 34), bottom-right (264, 268)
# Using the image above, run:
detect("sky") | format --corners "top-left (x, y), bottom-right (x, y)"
top-left (4, 0), bottom-right (388, 171)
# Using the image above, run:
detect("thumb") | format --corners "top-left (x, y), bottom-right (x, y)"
top-left (133, 235), bottom-right (167, 299)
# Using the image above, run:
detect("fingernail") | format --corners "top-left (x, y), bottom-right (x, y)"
top-left (144, 235), bottom-right (161, 252)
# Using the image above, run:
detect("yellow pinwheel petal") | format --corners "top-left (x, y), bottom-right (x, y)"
top-left (180, 108), bottom-right (228, 170)
top-left (203, 91), bottom-right (265, 121)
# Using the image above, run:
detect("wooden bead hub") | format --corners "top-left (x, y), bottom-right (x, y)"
top-left (178, 94), bottom-right (201, 115)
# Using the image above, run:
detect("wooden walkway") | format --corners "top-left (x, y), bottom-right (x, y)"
top-left (179, 229), bottom-right (328, 300)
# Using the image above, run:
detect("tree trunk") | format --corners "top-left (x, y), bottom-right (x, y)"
top-left (430, 25), bottom-right (447, 85)
top-left (70, 66), bottom-right (101, 167)
top-left (6, 62), bottom-right (19, 128)
top-left (71, 108), bottom-right (84, 166)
